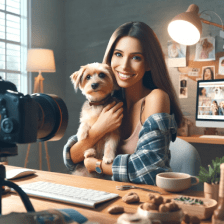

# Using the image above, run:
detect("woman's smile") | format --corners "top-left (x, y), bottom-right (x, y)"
top-left (117, 71), bottom-right (135, 80)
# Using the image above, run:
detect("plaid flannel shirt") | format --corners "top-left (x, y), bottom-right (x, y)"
top-left (63, 112), bottom-right (177, 185)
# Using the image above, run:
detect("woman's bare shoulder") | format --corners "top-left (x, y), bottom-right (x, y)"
top-left (145, 89), bottom-right (169, 101)
top-left (143, 89), bottom-right (170, 120)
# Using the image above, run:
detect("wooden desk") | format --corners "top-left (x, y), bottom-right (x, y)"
top-left (179, 135), bottom-right (224, 145)
top-left (2, 166), bottom-right (212, 224)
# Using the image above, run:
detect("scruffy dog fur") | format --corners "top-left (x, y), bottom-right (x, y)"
top-left (70, 62), bottom-right (120, 178)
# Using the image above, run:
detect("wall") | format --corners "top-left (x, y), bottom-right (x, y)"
top-left (8, 0), bottom-right (224, 173)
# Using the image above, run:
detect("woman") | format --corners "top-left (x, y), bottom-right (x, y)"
top-left (63, 22), bottom-right (183, 185)
top-left (203, 67), bottom-right (214, 80)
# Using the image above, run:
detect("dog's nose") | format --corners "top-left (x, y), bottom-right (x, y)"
top-left (91, 83), bottom-right (99, 89)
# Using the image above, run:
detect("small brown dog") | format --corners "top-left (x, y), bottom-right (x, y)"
top-left (70, 62), bottom-right (120, 173)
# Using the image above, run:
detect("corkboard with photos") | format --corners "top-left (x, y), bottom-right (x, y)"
top-left (178, 52), bottom-right (224, 81)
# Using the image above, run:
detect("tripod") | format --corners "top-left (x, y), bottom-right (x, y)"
top-left (0, 164), bottom-right (35, 214)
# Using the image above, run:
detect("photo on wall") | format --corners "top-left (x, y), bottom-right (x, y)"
top-left (188, 67), bottom-right (200, 76)
top-left (195, 36), bottom-right (215, 61)
top-left (167, 40), bottom-right (186, 67)
top-left (219, 56), bottom-right (224, 75)
top-left (202, 66), bottom-right (215, 80)
top-left (179, 74), bottom-right (188, 98)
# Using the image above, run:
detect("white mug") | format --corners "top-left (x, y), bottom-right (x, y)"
top-left (156, 172), bottom-right (199, 192)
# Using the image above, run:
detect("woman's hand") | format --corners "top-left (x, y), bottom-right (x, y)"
top-left (91, 101), bottom-right (123, 136)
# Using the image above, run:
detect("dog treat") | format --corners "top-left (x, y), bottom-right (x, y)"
top-left (163, 198), bottom-right (172, 203)
top-left (142, 202), bottom-right (158, 211)
top-left (190, 216), bottom-right (200, 224)
top-left (158, 203), bottom-right (169, 213)
top-left (183, 213), bottom-right (191, 223)
top-left (108, 205), bottom-right (124, 214)
top-left (152, 195), bottom-right (163, 205)
top-left (148, 193), bottom-right (172, 205)
top-left (122, 192), bottom-right (140, 204)
top-left (166, 201), bottom-right (180, 212)
top-left (147, 193), bottom-right (155, 201)
top-left (142, 194), bottom-right (180, 214)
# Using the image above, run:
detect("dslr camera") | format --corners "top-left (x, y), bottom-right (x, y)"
top-left (0, 77), bottom-right (68, 157)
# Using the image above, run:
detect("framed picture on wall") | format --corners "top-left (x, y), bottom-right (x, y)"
top-left (195, 36), bottom-right (215, 61)
top-left (188, 67), bottom-right (200, 76)
top-left (167, 40), bottom-right (186, 67)
top-left (202, 66), bottom-right (215, 80)
top-left (179, 74), bottom-right (188, 98)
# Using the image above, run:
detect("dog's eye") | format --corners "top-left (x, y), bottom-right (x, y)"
top-left (99, 73), bottom-right (105, 78)
top-left (86, 75), bottom-right (91, 80)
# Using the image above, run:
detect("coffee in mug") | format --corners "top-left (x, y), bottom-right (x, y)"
top-left (156, 172), bottom-right (199, 192)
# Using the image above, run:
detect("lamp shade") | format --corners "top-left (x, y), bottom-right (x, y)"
top-left (168, 4), bottom-right (202, 45)
top-left (26, 49), bottom-right (56, 72)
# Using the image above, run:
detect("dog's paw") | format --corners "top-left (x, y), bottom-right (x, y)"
top-left (103, 156), bottom-right (114, 164)
top-left (84, 148), bottom-right (96, 158)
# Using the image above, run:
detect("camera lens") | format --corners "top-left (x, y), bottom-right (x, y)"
top-left (31, 93), bottom-right (68, 142)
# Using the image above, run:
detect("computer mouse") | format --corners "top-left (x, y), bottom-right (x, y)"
top-left (6, 168), bottom-right (36, 180)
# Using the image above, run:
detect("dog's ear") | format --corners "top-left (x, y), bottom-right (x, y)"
top-left (103, 63), bottom-right (120, 91)
top-left (70, 66), bottom-right (86, 92)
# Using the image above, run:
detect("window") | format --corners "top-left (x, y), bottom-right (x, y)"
top-left (0, 0), bottom-right (28, 94)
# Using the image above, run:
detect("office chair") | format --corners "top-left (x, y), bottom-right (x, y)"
top-left (169, 137), bottom-right (203, 191)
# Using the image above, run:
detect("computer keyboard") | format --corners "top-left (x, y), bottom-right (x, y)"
top-left (15, 181), bottom-right (119, 208)
top-left (199, 135), bottom-right (224, 139)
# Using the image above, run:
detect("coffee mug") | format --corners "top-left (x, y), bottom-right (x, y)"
top-left (156, 172), bottom-right (199, 192)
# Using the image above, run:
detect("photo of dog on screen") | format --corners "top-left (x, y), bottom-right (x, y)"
top-left (207, 86), bottom-right (224, 99)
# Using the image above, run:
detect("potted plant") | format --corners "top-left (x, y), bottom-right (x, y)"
top-left (197, 156), bottom-right (224, 201)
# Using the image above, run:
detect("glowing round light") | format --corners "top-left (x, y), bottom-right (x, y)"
top-left (168, 20), bottom-right (201, 45)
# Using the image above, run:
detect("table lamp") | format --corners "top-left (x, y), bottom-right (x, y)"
top-left (168, 4), bottom-right (224, 45)
top-left (26, 49), bottom-right (56, 93)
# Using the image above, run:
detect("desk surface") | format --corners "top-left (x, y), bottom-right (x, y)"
top-left (179, 135), bottom-right (224, 145)
top-left (2, 166), bottom-right (212, 224)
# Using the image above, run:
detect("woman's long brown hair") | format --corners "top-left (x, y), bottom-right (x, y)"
top-left (103, 21), bottom-right (183, 127)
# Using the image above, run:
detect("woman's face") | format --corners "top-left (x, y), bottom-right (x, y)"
top-left (204, 68), bottom-right (212, 80)
top-left (111, 36), bottom-right (149, 88)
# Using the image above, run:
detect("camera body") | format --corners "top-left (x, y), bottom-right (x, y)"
top-left (0, 90), bottom-right (38, 144)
